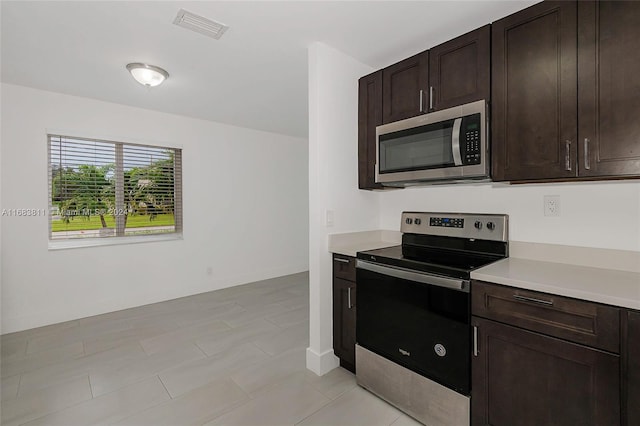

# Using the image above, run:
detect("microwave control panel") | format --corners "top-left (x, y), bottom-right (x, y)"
top-left (461, 114), bottom-right (482, 165)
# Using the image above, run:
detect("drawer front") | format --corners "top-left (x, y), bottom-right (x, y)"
top-left (333, 254), bottom-right (356, 282)
top-left (472, 280), bottom-right (620, 353)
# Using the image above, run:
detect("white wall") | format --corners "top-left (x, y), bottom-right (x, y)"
top-left (379, 181), bottom-right (640, 252)
top-left (307, 43), bottom-right (377, 375)
top-left (0, 83), bottom-right (309, 334)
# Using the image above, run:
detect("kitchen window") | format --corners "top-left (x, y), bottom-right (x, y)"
top-left (48, 134), bottom-right (182, 248)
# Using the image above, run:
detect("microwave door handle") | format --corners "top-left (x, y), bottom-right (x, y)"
top-left (452, 118), bottom-right (463, 166)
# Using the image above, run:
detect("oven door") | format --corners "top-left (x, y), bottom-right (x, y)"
top-left (356, 260), bottom-right (471, 395)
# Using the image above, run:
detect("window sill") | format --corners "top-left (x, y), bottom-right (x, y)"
top-left (48, 233), bottom-right (183, 251)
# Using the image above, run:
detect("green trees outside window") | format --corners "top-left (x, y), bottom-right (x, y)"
top-left (49, 135), bottom-right (182, 240)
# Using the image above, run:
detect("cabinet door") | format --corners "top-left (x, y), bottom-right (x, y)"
top-left (624, 310), bottom-right (640, 426)
top-left (358, 71), bottom-right (383, 190)
top-left (472, 317), bottom-right (620, 426)
top-left (578, 1), bottom-right (640, 178)
top-left (333, 277), bottom-right (356, 372)
top-left (491, 1), bottom-right (578, 181)
top-left (382, 51), bottom-right (429, 124)
top-left (428, 25), bottom-right (490, 112)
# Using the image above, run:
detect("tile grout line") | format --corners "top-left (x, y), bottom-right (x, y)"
top-left (15, 372), bottom-right (24, 399)
top-left (227, 375), bottom-right (254, 400)
top-left (87, 374), bottom-right (94, 398)
top-left (248, 341), bottom-right (272, 357)
top-left (387, 412), bottom-right (403, 426)
top-left (11, 375), bottom-right (101, 426)
top-left (192, 341), bottom-right (209, 358)
top-left (292, 387), bottom-right (336, 426)
top-left (156, 374), bottom-right (174, 400)
top-left (263, 317), bottom-right (283, 329)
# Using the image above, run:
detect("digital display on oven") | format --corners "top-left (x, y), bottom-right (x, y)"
top-left (430, 217), bottom-right (464, 228)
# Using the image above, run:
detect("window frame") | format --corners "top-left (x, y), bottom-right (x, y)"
top-left (47, 133), bottom-right (183, 250)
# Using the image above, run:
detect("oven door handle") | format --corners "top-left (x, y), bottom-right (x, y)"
top-left (356, 260), bottom-right (469, 293)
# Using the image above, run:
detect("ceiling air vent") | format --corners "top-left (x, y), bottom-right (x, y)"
top-left (173, 9), bottom-right (229, 40)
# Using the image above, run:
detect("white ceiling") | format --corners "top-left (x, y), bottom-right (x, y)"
top-left (1, 1), bottom-right (537, 138)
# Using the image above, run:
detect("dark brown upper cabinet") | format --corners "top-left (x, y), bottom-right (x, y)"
top-left (493, 0), bottom-right (640, 182)
top-left (358, 71), bottom-right (383, 190)
top-left (428, 25), bottom-right (491, 112)
top-left (360, 26), bottom-right (491, 189)
top-left (381, 51), bottom-right (429, 124)
top-left (491, 1), bottom-right (578, 181)
top-left (578, 1), bottom-right (640, 179)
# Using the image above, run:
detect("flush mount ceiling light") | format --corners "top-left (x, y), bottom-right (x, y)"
top-left (126, 63), bottom-right (169, 87)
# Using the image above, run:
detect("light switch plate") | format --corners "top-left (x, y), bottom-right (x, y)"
top-left (326, 210), bottom-right (334, 227)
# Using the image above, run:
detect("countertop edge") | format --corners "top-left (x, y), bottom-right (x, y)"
top-left (471, 258), bottom-right (640, 311)
top-left (328, 230), bottom-right (401, 258)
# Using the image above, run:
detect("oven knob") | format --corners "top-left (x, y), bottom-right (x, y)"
top-left (414, 218), bottom-right (421, 225)
top-left (406, 218), bottom-right (413, 225)
top-left (487, 221), bottom-right (495, 231)
top-left (434, 343), bottom-right (447, 357)
top-left (474, 221), bottom-right (483, 230)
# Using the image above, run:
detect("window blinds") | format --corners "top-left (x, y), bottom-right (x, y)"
top-left (48, 135), bottom-right (182, 240)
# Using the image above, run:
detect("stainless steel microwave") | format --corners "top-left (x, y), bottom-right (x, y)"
top-left (375, 100), bottom-right (489, 186)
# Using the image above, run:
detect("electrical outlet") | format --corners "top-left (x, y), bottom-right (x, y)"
top-left (544, 195), bottom-right (561, 217)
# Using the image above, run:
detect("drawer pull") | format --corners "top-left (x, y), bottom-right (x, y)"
top-left (348, 287), bottom-right (352, 309)
top-left (513, 294), bottom-right (554, 306)
top-left (334, 258), bottom-right (350, 264)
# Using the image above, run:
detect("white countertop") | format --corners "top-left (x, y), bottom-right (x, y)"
top-left (471, 257), bottom-right (640, 310)
top-left (328, 230), bottom-right (401, 257)
top-left (328, 231), bottom-right (640, 310)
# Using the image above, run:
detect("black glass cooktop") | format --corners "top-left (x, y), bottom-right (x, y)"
top-left (357, 241), bottom-right (505, 280)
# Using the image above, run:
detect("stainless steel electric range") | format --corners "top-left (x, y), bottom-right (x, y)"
top-left (355, 212), bottom-right (508, 426)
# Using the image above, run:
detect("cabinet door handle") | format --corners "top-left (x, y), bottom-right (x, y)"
top-left (565, 140), bottom-right (572, 171)
top-left (584, 138), bottom-right (591, 170)
top-left (429, 86), bottom-right (434, 110)
top-left (513, 294), bottom-right (554, 306)
top-left (334, 258), bottom-right (350, 264)
top-left (348, 287), bottom-right (352, 309)
top-left (473, 326), bottom-right (479, 356)
top-left (419, 90), bottom-right (424, 113)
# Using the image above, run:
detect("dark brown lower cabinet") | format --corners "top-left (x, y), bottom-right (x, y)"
top-left (333, 277), bottom-right (356, 372)
top-left (624, 310), bottom-right (640, 425)
top-left (472, 316), bottom-right (620, 426)
top-left (333, 254), bottom-right (356, 372)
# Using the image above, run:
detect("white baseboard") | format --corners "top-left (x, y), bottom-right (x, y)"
top-left (306, 347), bottom-right (340, 376)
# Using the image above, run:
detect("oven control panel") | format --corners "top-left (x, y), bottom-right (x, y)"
top-left (429, 217), bottom-right (464, 228)
top-left (401, 212), bottom-right (508, 242)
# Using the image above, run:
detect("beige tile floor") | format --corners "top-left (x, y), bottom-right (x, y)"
top-left (0, 272), bottom-right (421, 426)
